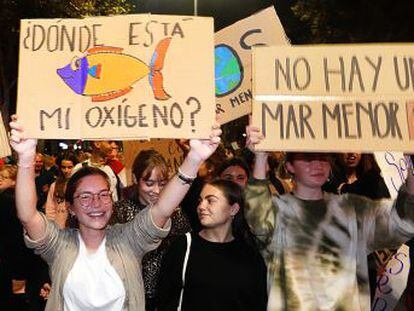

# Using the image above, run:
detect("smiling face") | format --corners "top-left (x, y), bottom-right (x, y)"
top-left (138, 167), bottom-right (167, 206)
top-left (71, 174), bottom-right (113, 233)
top-left (197, 184), bottom-right (239, 230)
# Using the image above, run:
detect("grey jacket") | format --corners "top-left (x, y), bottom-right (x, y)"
top-left (25, 207), bottom-right (171, 311)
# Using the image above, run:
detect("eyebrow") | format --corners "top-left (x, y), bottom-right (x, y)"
top-left (77, 189), bottom-right (109, 194)
top-left (204, 194), bottom-right (219, 200)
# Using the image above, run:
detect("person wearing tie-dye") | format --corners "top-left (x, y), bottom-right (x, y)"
top-left (245, 124), bottom-right (414, 311)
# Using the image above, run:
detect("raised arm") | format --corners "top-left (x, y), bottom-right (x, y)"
top-left (9, 115), bottom-right (46, 240)
top-left (360, 156), bottom-right (414, 251)
top-left (244, 123), bottom-right (277, 252)
top-left (150, 123), bottom-right (222, 228)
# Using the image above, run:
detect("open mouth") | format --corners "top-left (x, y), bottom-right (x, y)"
top-left (87, 211), bottom-right (106, 218)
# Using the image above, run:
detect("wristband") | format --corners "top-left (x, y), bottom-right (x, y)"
top-left (177, 168), bottom-right (196, 185)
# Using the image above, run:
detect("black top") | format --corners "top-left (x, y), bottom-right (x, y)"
top-left (323, 169), bottom-right (390, 200)
top-left (156, 232), bottom-right (267, 311)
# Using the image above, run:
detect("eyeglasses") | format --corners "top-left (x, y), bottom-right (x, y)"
top-left (73, 190), bottom-right (112, 208)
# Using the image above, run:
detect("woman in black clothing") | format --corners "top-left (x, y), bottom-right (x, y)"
top-left (323, 152), bottom-right (390, 199)
top-left (156, 179), bottom-right (267, 311)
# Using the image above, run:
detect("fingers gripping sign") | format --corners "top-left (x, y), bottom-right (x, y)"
top-left (9, 115), bottom-right (38, 165)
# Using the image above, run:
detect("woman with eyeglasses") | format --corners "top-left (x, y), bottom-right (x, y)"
top-left (113, 150), bottom-right (191, 310)
top-left (9, 115), bottom-right (221, 311)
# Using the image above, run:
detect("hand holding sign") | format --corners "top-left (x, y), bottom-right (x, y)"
top-left (9, 115), bottom-right (37, 165)
top-left (246, 119), bottom-right (268, 180)
top-left (187, 122), bottom-right (222, 164)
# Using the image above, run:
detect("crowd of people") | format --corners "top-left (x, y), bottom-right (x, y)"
top-left (1, 115), bottom-right (414, 310)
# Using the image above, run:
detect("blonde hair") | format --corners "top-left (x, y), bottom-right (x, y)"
top-left (0, 164), bottom-right (17, 181)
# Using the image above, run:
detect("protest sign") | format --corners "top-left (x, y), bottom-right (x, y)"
top-left (372, 244), bottom-right (410, 311)
top-left (215, 6), bottom-right (288, 124)
top-left (374, 152), bottom-right (413, 198)
top-left (17, 14), bottom-right (215, 140)
top-left (123, 139), bottom-right (184, 185)
top-left (0, 114), bottom-right (11, 158)
top-left (252, 45), bottom-right (414, 152)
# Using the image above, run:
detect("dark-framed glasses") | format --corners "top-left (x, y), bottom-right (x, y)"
top-left (73, 190), bottom-right (112, 207)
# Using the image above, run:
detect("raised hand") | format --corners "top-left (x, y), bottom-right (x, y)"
top-left (188, 122), bottom-right (222, 164)
top-left (246, 114), bottom-right (266, 156)
top-left (9, 115), bottom-right (37, 164)
top-left (246, 116), bottom-right (268, 179)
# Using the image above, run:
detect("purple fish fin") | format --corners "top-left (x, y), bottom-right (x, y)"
top-left (92, 87), bottom-right (132, 102)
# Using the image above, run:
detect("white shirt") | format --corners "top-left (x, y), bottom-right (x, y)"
top-left (63, 234), bottom-right (125, 311)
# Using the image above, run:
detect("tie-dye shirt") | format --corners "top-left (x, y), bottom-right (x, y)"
top-left (245, 179), bottom-right (414, 311)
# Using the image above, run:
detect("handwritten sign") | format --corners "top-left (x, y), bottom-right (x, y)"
top-left (374, 152), bottom-right (413, 198)
top-left (17, 14), bottom-right (215, 140)
top-left (372, 244), bottom-right (410, 311)
top-left (0, 113), bottom-right (11, 158)
top-left (123, 139), bottom-right (184, 185)
top-left (252, 45), bottom-right (414, 152)
top-left (215, 6), bottom-right (288, 124)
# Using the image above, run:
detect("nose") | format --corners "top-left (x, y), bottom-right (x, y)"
top-left (152, 184), bottom-right (161, 194)
top-left (90, 194), bottom-right (102, 208)
top-left (311, 160), bottom-right (325, 169)
top-left (197, 199), bottom-right (207, 212)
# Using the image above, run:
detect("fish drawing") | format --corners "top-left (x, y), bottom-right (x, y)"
top-left (57, 37), bottom-right (171, 102)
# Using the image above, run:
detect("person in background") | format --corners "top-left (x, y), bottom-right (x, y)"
top-left (72, 140), bottom-right (119, 201)
top-left (9, 115), bottom-right (221, 311)
top-left (156, 179), bottom-right (267, 311)
top-left (34, 152), bottom-right (55, 211)
top-left (216, 157), bottom-right (250, 188)
top-left (323, 152), bottom-right (390, 199)
top-left (45, 153), bottom-right (78, 228)
top-left (267, 152), bottom-right (294, 195)
top-left (0, 164), bottom-right (48, 310)
top-left (43, 154), bottom-right (59, 177)
top-left (113, 149), bottom-right (191, 311)
top-left (0, 165), bottom-right (17, 309)
top-left (106, 140), bottom-right (128, 189)
top-left (245, 124), bottom-right (414, 310)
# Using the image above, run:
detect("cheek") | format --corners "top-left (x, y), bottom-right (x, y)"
top-left (138, 185), bottom-right (151, 197)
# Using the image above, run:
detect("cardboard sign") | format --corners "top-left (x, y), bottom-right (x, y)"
top-left (253, 99), bottom-right (413, 152)
top-left (17, 14), bottom-right (215, 140)
top-left (0, 114), bottom-right (11, 158)
top-left (372, 244), bottom-right (410, 311)
top-left (252, 45), bottom-right (414, 152)
top-left (215, 6), bottom-right (288, 124)
top-left (123, 139), bottom-right (184, 185)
